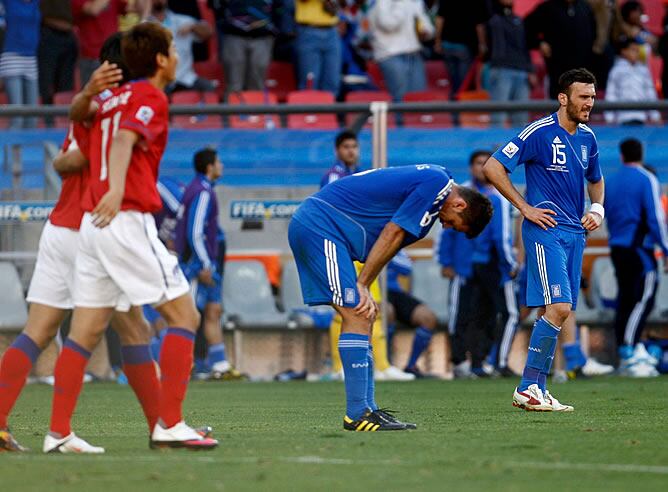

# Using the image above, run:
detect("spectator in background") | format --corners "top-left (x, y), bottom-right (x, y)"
top-left (38, 1), bottom-right (78, 127)
top-left (617, 0), bottom-right (657, 62)
top-left (525, 0), bottom-right (596, 99)
top-left (169, 0), bottom-right (209, 62)
top-left (434, 0), bottom-right (491, 99)
top-left (0, 0), bottom-right (40, 129)
top-left (605, 138), bottom-right (668, 377)
top-left (605, 36), bottom-right (661, 125)
top-left (368, 0), bottom-right (434, 103)
top-left (150, 0), bottom-right (217, 93)
top-left (219, 1), bottom-right (281, 97)
top-left (486, 0), bottom-right (533, 127)
top-left (72, 0), bottom-right (148, 85)
top-left (659, 0), bottom-right (668, 97)
top-left (339, 0), bottom-right (377, 95)
top-left (294, 0), bottom-right (341, 95)
top-left (586, 0), bottom-right (615, 89)
top-left (320, 130), bottom-right (360, 187)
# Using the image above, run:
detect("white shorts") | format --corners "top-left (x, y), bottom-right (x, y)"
top-left (74, 211), bottom-right (189, 308)
top-left (26, 220), bottom-right (79, 309)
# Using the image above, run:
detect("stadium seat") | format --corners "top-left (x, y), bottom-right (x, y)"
top-left (227, 91), bottom-right (279, 129)
top-left (344, 90), bottom-right (395, 128)
top-left (426, 60), bottom-right (451, 93)
top-left (589, 257), bottom-right (617, 323)
top-left (456, 89), bottom-right (491, 128)
top-left (265, 61), bottom-right (297, 102)
top-left (170, 90), bottom-right (221, 128)
top-left (193, 60), bottom-right (225, 96)
top-left (223, 260), bottom-right (297, 329)
top-left (286, 90), bottom-right (339, 129)
top-left (0, 262), bottom-right (28, 332)
top-left (280, 259), bottom-right (314, 329)
top-left (411, 260), bottom-right (450, 327)
top-left (650, 55), bottom-right (663, 97)
top-left (54, 91), bottom-right (76, 128)
top-left (402, 90), bottom-right (453, 128)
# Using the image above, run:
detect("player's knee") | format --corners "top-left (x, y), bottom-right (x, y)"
top-left (421, 310), bottom-right (438, 330)
top-left (546, 303), bottom-right (571, 326)
top-left (336, 307), bottom-right (373, 334)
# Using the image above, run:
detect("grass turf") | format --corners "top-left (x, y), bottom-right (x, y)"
top-left (3, 378), bottom-right (667, 491)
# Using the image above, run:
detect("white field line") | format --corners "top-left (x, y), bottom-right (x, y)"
top-left (3, 455), bottom-right (668, 474)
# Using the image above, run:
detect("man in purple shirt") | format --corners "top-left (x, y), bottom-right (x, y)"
top-left (319, 130), bottom-right (360, 188)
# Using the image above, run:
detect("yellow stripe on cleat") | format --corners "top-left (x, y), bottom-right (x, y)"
top-left (370, 424), bottom-right (380, 431)
top-left (356, 421), bottom-right (368, 431)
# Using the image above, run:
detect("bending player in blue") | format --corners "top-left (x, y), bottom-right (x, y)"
top-left (484, 68), bottom-right (605, 412)
top-left (288, 165), bottom-right (493, 430)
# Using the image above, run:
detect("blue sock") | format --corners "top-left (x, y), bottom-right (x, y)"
top-left (406, 327), bottom-right (433, 370)
top-left (208, 343), bottom-right (227, 366)
top-left (194, 358), bottom-right (210, 374)
top-left (486, 343), bottom-right (499, 368)
top-left (519, 317), bottom-right (560, 392)
top-left (338, 333), bottom-right (369, 420)
top-left (367, 345), bottom-right (378, 411)
top-left (563, 342), bottom-right (587, 371)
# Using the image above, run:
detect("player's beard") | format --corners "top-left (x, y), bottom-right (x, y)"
top-left (566, 100), bottom-right (590, 124)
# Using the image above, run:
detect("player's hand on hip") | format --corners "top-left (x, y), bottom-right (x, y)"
top-left (354, 282), bottom-right (378, 321)
top-left (83, 61), bottom-right (123, 98)
top-left (581, 211), bottom-right (602, 231)
top-left (92, 189), bottom-right (123, 228)
top-left (441, 266), bottom-right (455, 279)
top-left (521, 205), bottom-right (557, 230)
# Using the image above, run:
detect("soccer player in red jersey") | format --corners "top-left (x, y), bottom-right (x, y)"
top-left (44, 22), bottom-right (217, 452)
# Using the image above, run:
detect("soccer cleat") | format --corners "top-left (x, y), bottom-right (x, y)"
top-left (43, 432), bottom-right (105, 454)
top-left (543, 390), bottom-right (574, 412)
top-left (376, 408), bottom-right (417, 430)
top-left (403, 366), bottom-right (437, 379)
top-left (150, 421), bottom-right (218, 450)
top-left (374, 365), bottom-right (416, 381)
top-left (195, 426), bottom-right (214, 438)
top-left (498, 366), bottom-right (519, 378)
top-left (0, 429), bottom-right (28, 452)
top-left (581, 358), bottom-right (614, 377)
top-left (343, 410), bottom-right (407, 431)
top-left (565, 367), bottom-right (589, 381)
top-left (453, 360), bottom-right (473, 379)
top-left (209, 361), bottom-right (247, 381)
top-left (619, 361), bottom-right (659, 378)
top-left (512, 384), bottom-right (552, 412)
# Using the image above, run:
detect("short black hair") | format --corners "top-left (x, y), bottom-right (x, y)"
top-left (620, 137), bottom-right (643, 163)
top-left (194, 148), bottom-right (218, 174)
top-left (458, 186), bottom-right (494, 239)
top-left (558, 68), bottom-right (597, 96)
top-left (621, 0), bottom-right (642, 22)
top-left (469, 149), bottom-right (492, 165)
top-left (100, 32), bottom-right (130, 84)
top-left (615, 35), bottom-right (640, 54)
top-left (335, 130), bottom-right (357, 148)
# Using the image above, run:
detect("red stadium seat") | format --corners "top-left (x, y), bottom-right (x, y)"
top-left (227, 91), bottom-right (279, 129)
top-left (286, 90), bottom-right (339, 129)
top-left (54, 91), bottom-right (76, 128)
top-left (426, 60), bottom-right (451, 93)
top-left (402, 90), bottom-right (453, 127)
top-left (265, 61), bottom-right (297, 102)
top-left (170, 90), bottom-right (222, 128)
top-left (194, 60), bottom-right (225, 96)
top-left (650, 55), bottom-right (663, 97)
top-left (456, 89), bottom-right (491, 128)
top-left (515, 0), bottom-right (541, 18)
top-left (344, 91), bottom-right (395, 128)
top-left (366, 62), bottom-right (387, 91)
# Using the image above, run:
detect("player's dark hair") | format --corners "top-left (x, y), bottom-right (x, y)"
top-left (99, 32), bottom-right (130, 84)
top-left (458, 186), bottom-right (494, 239)
top-left (335, 130), bottom-right (357, 148)
top-left (621, 0), bottom-right (642, 22)
top-left (194, 148), bottom-right (218, 174)
top-left (469, 149), bottom-right (491, 165)
top-left (558, 68), bottom-right (597, 96)
top-left (121, 22), bottom-right (173, 80)
top-left (620, 137), bottom-right (643, 163)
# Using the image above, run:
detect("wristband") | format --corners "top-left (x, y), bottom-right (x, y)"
top-left (590, 202), bottom-right (605, 219)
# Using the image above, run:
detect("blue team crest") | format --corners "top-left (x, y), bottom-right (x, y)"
top-left (581, 145), bottom-right (588, 163)
top-left (551, 284), bottom-right (562, 298)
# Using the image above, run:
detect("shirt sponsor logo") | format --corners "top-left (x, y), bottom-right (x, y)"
top-left (136, 105), bottom-right (155, 126)
top-left (502, 142), bottom-right (519, 159)
top-left (551, 284), bottom-right (562, 298)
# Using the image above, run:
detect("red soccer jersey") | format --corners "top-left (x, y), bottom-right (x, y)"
top-left (84, 80), bottom-right (169, 214)
top-left (49, 123), bottom-right (91, 230)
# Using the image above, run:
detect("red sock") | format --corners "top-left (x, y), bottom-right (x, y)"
top-left (158, 328), bottom-right (194, 428)
top-left (0, 334), bottom-right (41, 429)
top-left (49, 340), bottom-right (90, 437)
top-left (122, 345), bottom-right (160, 432)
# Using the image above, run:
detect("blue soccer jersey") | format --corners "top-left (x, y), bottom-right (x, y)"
top-left (492, 113), bottom-right (602, 233)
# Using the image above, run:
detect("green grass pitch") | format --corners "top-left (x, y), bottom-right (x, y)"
top-left (3, 378), bottom-right (667, 491)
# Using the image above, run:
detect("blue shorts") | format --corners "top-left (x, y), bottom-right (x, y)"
top-left (522, 221), bottom-right (585, 310)
top-left (190, 275), bottom-right (222, 311)
top-left (288, 217), bottom-right (359, 308)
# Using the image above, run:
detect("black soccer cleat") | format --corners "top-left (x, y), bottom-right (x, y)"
top-left (376, 408), bottom-right (417, 430)
top-left (0, 429), bottom-right (28, 452)
top-left (343, 410), bottom-right (408, 431)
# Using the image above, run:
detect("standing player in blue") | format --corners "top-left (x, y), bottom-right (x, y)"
top-left (484, 68), bottom-right (605, 412)
top-left (289, 165), bottom-right (493, 430)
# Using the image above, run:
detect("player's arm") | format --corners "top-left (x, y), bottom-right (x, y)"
top-left (91, 129), bottom-right (138, 228)
top-left (641, 176), bottom-right (668, 262)
top-left (187, 191), bottom-right (215, 285)
top-left (70, 61), bottom-right (124, 122)
top-left (582, 178), bottom-right (605, 231)
top-left (53, 148), bottom-right (88, 175)
top-left (356, 222), bottom-right (406, 319)
top-left (483, 156), bottom-right (557, 230)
